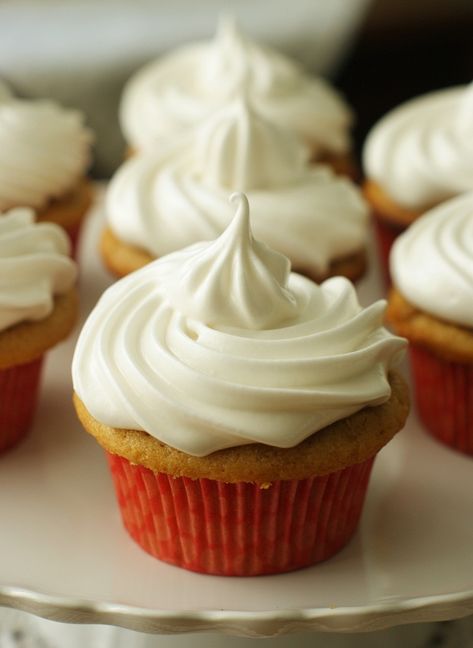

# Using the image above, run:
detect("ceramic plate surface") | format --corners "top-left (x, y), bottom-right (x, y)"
top-left (1, 188), bottom-right (472, 637)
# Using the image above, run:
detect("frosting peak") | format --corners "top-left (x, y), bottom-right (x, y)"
top-left (202, 17), bottom-right (251, 93)
top-left (167, 193), bottom-right (298, 329)
top-left (201, 17), bottom-right (296, 97)
top-left (108, 100), bottom-right (367, 274)
top-left (197, 98), bottom-right (308, 191)
top-left (120, 18), bottom-right (352, 156)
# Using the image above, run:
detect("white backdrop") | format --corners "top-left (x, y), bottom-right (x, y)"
top-left (0, 0), bottom-right (372, 175)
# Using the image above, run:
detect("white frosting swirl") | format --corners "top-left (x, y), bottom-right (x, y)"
top-left (0, 208), bottom-right (78, 332)
top-left (0, 98), bottom-right (92, 211)
top-left (363, 84), bottom-right (473, 209)
top-left (391, 191), bottom-right (473, 327)
top-left (120, 18), bottom-right (352, 156)
top-left (108, 100), bottom-right (368, 275)
top-left (75, 193), bottom-right (405, 457)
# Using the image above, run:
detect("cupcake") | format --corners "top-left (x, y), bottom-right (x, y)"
top-left (387, 191), bottom-right (473, 456)
top-left (120, 18), bottom-right (356, 177)
top-left (103, 99), bottom-right (368, 283)
top-left (0, 208), bottom-right (78, 453)
top-left (0, 81), bottom-right (93, 255)
top-left (363, 82), bottom-right (473, 282)
top-left (74, 193), bottom-right (408, 576)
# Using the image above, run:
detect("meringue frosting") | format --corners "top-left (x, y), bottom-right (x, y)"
top-left (0, 208), bottom-right (78, 332)
top-left (391, 191), bottom-right (473, 328)
top-left (108, 99), bottom-right (368, 275)
top-left (0, 94), bottom-right (92, 211)
top-left (363, 84), bottom-right (473, 210)
top-left (120, 18), bottom-right (352, 156)
top-left (74, 193), bottom-right (405, 457)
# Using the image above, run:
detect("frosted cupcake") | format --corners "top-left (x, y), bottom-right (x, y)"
top-left (0, 82), bottom-right (93, 255)
top-left (120, 18), bottom-right (355, 177)
top-left (0, 208), bottom-right (78, 452)
top-left (387, 191), bottom-right (473, 456)
top-left (74, 193), bottom-right (408, 576)
top-left (103, 99), bottom-right (368, 282)
top-left (363, 83), bottom-right (473, 282)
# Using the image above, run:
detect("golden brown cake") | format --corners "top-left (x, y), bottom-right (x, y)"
top-left (37, 180), bottom-right (94, 254)
top-left (0, 291), bottom-right (78, 371)
top-left (74, 371), bottom-right (408, 483)
top-left (101, 225), bottom-right (367, 284)
top-left (387, 289), bottom-right (473, 364)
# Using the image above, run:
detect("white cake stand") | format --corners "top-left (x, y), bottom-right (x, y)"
top-left (0, 188), bottom-right (472, 639)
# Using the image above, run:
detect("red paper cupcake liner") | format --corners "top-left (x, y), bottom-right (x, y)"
top-left (410, 345), bottom-right (473, 456)
top-left (106, 452), bottom-right (375, 576)
top-left (373, 217), bottom-right (406, 288)
top-left (0, 356), bottom-right (44, 454)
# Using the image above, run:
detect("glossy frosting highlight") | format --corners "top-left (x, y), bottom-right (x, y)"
top-left (0, 208), bottom-right (78, 332)
top-left (0, 98), bottom-right (92, 211)
top-left (363, 84), bottom-right (473, 209)
top-left (74, 193), bottom-right (405, 456)
top-left (108, 100), bottom-right (368, 275)
top-left (120, 18), bottom-right (352, 156)
top-left (391, 191), bottom-right (473, 327)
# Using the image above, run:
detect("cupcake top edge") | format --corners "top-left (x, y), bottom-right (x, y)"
top-left (390, 190), bottom-right (473, 328)
top-left (0, 207), bottom-right (78, 332)
top-left (119, 16), bottom-right (352, 156)
top-left (74, 193), bottom-right (405, 457)
top-left (363, 83), bottom-right (473, 210)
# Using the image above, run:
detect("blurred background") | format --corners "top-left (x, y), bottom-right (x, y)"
top-left (0, 0), bottom-right (471, 176)
top-left (0, 1), bottom-right (472, 645)
top-left (337, 0), bottom-right (473, 158)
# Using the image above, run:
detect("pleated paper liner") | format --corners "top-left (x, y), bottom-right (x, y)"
top-left (107, 452), bottom-right (375, 576)
top-left (410, 345), bottom-right (473, 456)
top-left (0, 356), bottom-right (44, 454)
